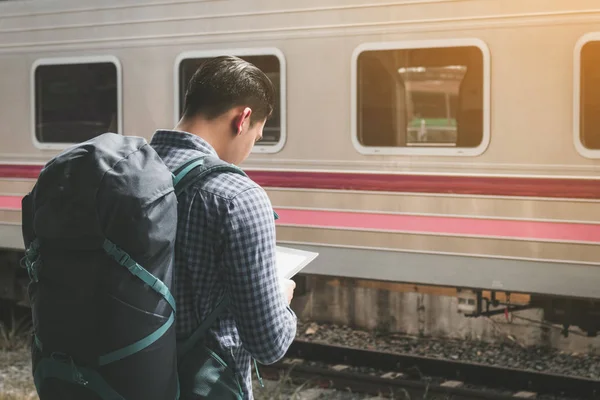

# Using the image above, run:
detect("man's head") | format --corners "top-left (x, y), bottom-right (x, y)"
top-left (177, 55), bottom-right (275, 164)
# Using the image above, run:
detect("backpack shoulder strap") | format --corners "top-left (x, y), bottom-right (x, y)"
top-left (173, 154), bottom-right (279, 357)
top-left (171, 155), bottom-right (244, 357)
top-left (172, 154), bottom-right (280, 220)
top-left (172, 155), bottom-right (247, 196)
top-left (176, 296), bottom-right (229, 358)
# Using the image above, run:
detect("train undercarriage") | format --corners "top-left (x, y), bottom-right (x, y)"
top-left (458, 289), bottom-right (600, 337)
top-left (2, 248), bottom-right (599, 337)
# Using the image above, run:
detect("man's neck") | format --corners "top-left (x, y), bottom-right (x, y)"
top-left (174, 120), bottom-right (228, 160)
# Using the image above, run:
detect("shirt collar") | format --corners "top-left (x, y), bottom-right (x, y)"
top-left (150, 129), bottom-right (219, 157)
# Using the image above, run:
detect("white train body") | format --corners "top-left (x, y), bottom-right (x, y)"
top-left (1, 0), bottom-right (600, 312)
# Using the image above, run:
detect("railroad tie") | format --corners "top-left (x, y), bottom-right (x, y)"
top-left (440, 380), bottom-right (464, 388)
top-left (514, 392), bottom-right (537, 399)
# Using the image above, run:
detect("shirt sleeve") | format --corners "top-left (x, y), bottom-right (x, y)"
top-left (222, 185), bottom-right (297, 365)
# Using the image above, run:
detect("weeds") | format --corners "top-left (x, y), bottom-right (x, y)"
top-left (0, 307), bottom-right (32, 351)
top-left (0, 389), bottom-right (37, 400)
top-left (253, 365), bottom-right (316, 399)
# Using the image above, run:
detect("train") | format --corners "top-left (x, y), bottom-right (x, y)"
top-left (1, 0), bottom-right (599, 335)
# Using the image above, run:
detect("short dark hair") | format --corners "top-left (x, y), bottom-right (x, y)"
top-left (181, 55), bottom-right (275, 126)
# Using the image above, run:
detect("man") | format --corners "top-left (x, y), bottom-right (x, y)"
top-left (150, 56), bottom-right (297, 399)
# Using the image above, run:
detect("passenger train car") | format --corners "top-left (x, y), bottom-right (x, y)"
top-left (1, 0), bottom-right (599, 333)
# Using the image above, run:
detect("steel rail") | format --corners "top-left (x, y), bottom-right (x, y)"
top-left (262, 339), bottom-right (600, 399)
top-left (261, 362), bottom-right (524, 399)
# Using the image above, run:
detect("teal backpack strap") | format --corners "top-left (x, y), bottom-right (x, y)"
top-left (34, 354), bottom-right (126, 400)
top-left (171, 154), bottom-right (244, 362)
top-left (172, 155), bottom-right (280, 222)
top-left (177, 296), bottom-right (229, 358)
top-left (99, 239), bottom-right (177, 366)
top-left (172, 155), bottom-right (247, 196)
top-left (173, 154), bottom-right (277, 396)
top-left (176, 296), bottom-right (243, 399)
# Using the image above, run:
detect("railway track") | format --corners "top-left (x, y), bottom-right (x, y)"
top-left (259, 340), bottom-right (600, 399)
top-left (1, 301), bottom-right (599, 399)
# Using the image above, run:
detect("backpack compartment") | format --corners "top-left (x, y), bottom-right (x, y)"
top-left (23, 133), bottom-right (180, 400)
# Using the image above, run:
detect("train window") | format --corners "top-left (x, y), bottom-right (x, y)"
top-left (175, 49), bottom-right (286, 153)
top-left (351, 39), bottom-right (490, 156)
top-left (575, 34), bottom-right (600, 158)
top-left (32, 56), bottom-right (122, 149)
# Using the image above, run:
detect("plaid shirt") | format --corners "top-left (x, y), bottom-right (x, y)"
top-left (150, 130), bottom-right (297, 399)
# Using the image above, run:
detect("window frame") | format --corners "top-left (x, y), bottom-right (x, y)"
top-left (350, 38), bottom-right (491, 157)
top-left (173, 48), bottom-right (287, 154)
top-left (30, 55), bottom-right (123, 151)
top-left (573, 32), bottom-right (600, 159)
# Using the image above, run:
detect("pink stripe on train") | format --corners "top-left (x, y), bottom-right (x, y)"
top-left (0, 195), bottom-right (21, 209)
top-left (274, 208), bottom-right (600, 244)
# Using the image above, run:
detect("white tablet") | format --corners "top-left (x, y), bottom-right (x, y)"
top-left (276, 245), bottom-right (319, 280)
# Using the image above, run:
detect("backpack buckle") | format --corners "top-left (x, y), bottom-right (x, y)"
top-left (30, 259), bottom-right (40, 283)
top-left (119, 253), bottom-right (130, 265)
top-left (50, 352), bottom-right (89, 387)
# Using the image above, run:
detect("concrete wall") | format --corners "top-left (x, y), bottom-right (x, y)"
top-left (292, 276), bottom-right (600, 353)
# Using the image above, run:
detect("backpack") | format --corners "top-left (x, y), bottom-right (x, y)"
top-left (20, 132), bottom-right (254, 400)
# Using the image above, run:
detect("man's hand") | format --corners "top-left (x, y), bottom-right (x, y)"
top-left (281, 279), bottom-right (296, 305)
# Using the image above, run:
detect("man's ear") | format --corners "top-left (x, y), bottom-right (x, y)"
top-left (233, 107), bottom-right (252, 135)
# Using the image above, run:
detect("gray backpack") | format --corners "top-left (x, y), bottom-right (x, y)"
top-left (21, 132), bottom-right (250, 400)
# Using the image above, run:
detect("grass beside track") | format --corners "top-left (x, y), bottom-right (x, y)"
top-left (1, 336), bottom-right (326, 400)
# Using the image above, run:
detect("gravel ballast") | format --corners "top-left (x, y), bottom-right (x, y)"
top-left (0, 346), bottom-right (36, 400)
top-left (296, 320), bottom-right (600, 380)
top-left (2, 319), bottom-right (599, 399)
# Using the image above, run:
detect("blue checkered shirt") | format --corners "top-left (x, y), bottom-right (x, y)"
top-left (150, 130), bottom-right (297, 399)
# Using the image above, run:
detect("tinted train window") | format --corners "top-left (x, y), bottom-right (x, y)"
top-left (356, 44), bottom-right (485, 150)
top-left (178, 55), bottom-right (282, 146)
top-left (579, 40), bottom-right (600, 150)
top-left (34, 60), bottom-right (120, 144)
